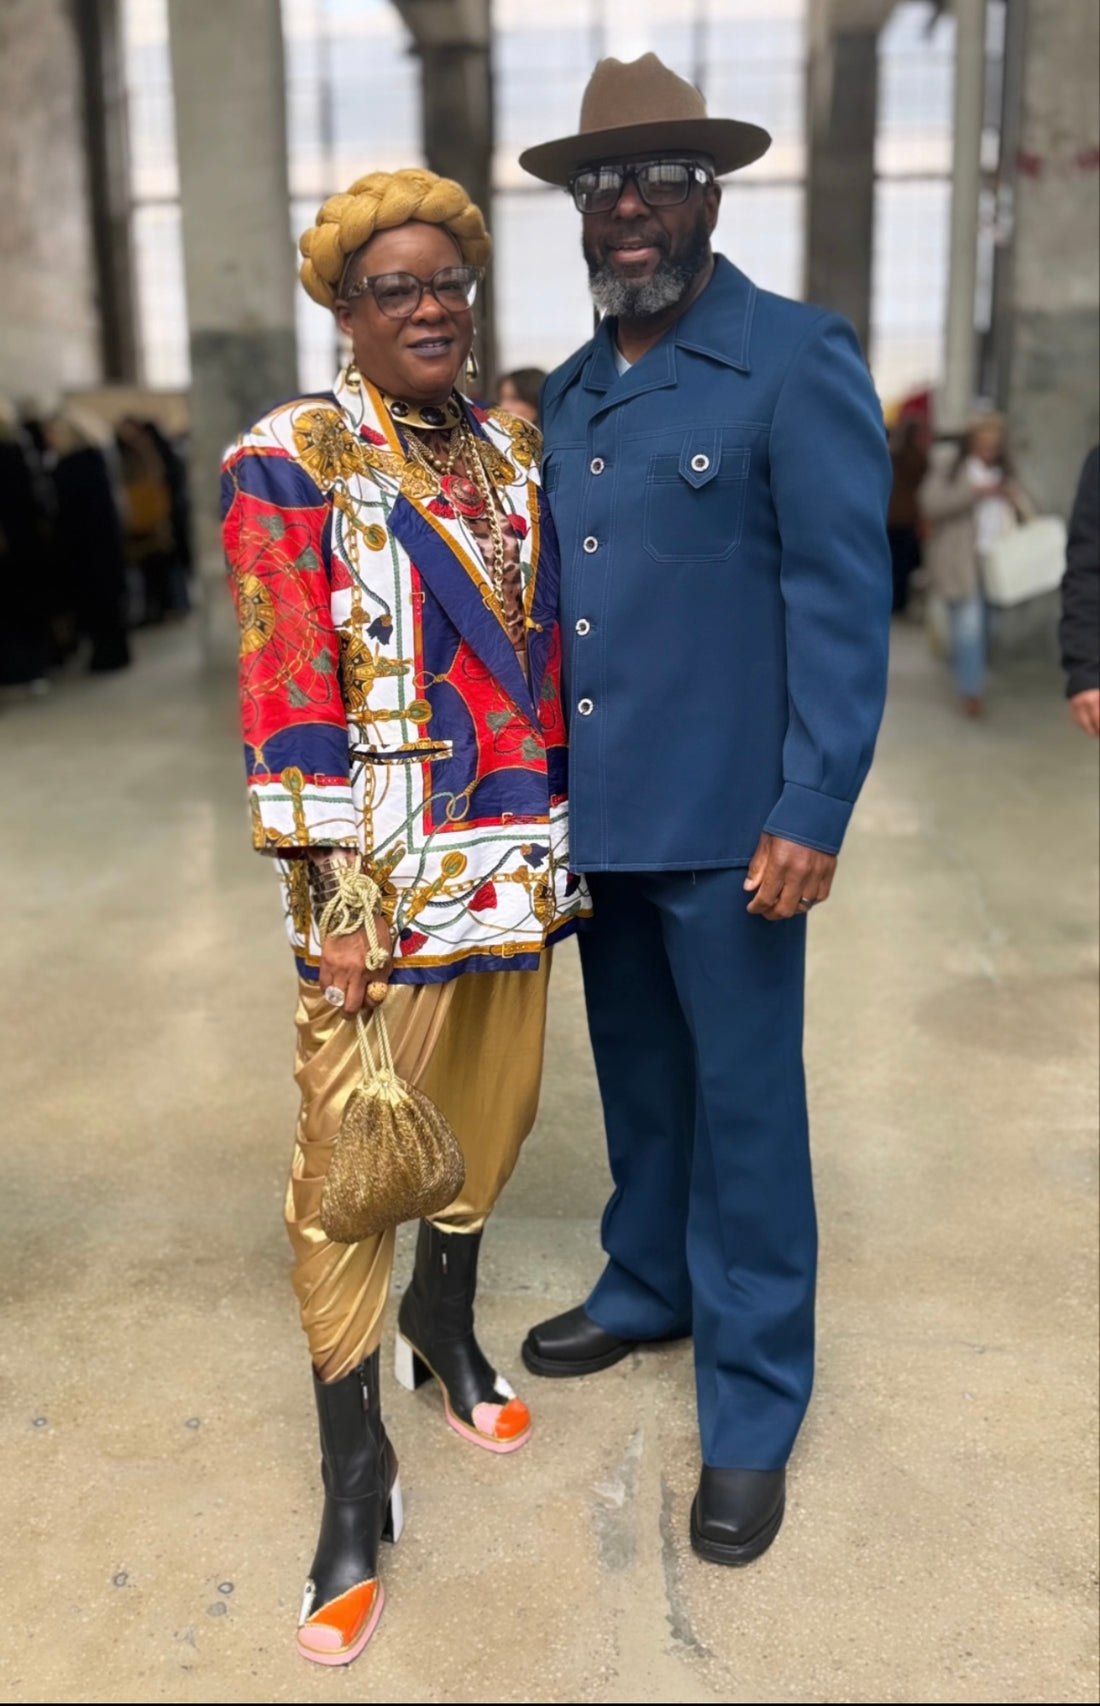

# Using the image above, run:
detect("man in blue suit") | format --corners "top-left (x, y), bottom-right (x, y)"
top-left (518, 54), bottom-right (892, 1565)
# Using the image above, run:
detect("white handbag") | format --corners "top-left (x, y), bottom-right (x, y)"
top-left (983, 516), bottom-right (1067, 607)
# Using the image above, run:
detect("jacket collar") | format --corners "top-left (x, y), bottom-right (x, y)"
top-left (575, 253), bottom-right (756, 409)
top-left (582, 322), bottom-right (677, 406)
top-left (673, 253), bottom-right (755, 372)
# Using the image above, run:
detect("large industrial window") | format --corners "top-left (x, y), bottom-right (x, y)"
top-left (871, 1), bottom-right (956, 403)
top-left (118, 0), bottom-right (962, 407)
top-left (121, 0), bottom-right (187, 389)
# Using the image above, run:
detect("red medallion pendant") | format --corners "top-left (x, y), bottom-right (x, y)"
top-left (440, 474), bottom-right (485, 519)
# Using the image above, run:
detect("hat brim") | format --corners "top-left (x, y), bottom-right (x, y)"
top-left (518, 118), bottom-right (772, 187)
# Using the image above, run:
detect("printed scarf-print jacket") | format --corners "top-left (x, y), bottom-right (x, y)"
top-left (221, 367), bottom-right (590, 983)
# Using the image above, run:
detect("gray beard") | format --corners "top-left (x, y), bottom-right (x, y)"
top-left (587, 256), bottom-right (692, 320)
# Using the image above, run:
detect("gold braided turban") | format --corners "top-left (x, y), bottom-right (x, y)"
top-left (298, 168), bottom-right (492, 309)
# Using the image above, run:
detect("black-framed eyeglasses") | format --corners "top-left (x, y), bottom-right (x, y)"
top-left (342, 265), bottom-right (480, 319)
top-left (570, 159), bottom-right (714, 215)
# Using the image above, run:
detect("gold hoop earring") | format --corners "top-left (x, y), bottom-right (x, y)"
top-left (465, 349), bottom-right (479, 385)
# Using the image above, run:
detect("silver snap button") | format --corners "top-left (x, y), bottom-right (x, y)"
top-left (575, 618), bottom-right (591, 636)
top-left (590, 457), bottom-right (605, 475)
top-left (583, 536), bottom-right (599, 553)
top-left (691, 453), bottom-right (710, 473)
top-left (577, 698), bottom-right (594, 716)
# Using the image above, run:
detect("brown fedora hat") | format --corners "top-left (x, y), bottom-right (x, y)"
top-left (519, 53), bottom-right (771, 187)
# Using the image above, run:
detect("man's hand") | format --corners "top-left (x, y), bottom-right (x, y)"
top-left (744, 833), bottom-right (837, 921)
top-left (1069, 689), bottom-right (1100, 737)
top-left (317, 916), bottom-right (395, 1014)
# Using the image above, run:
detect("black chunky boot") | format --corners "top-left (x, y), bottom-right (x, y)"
top-left (297, 1351), bottom-right (402, 1667)
top-left (395, 1222), bottom-right (532, 1453)
top-left (690, 1467), bottom-right (786, 1566)
top-left (522, 1303), bottom-right (638, 1376)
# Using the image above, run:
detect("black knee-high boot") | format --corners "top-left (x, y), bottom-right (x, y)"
top-left (395, 1221), bottom-right (532, 1452)
top-left (297, 1350), bottom-right (402, 1666)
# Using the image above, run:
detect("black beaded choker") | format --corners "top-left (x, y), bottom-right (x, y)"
top-left (381, 391), bottom-right (463, 432)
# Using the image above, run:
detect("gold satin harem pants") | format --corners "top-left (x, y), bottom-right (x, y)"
top-left (286, 959), bottom-right (550, 1384)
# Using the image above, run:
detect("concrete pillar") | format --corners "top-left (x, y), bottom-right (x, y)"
top-left (73, 0), bottom-right (139, 384)
top-left (939, 0), bottom-right (987, 434)
top-left (0, 0), bottom-right (101, 403)
top-left (167, 0), bottom-right (299, 666)
top-left (392, 0), bottom-right (497, 388)
top-left (983, 0), bottom-right (1027, 405)
top-left (804, 2), bottom-right (882, 351)
top-left (1005, 0), bottom-right (1100, 517)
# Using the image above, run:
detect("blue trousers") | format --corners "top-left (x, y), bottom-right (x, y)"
top-left (579, 869), bottom-right (817, 1470)
top-left (947, 591), bottom-right (987, 699)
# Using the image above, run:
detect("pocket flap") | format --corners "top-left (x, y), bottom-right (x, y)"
top-left (350, 740), bottom-right (454, 765)
top-left (678, 432), bottom-right (723, 489)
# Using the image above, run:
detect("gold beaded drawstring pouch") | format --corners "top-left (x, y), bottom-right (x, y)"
top-left (316, 861), bottom-right (466, 1244)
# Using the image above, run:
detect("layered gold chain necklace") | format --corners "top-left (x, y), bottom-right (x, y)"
top-left (403, 420), bottom-right (507, 614)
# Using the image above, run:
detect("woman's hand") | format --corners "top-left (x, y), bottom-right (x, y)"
top-left (318, 915), bottom-right (395, 1014)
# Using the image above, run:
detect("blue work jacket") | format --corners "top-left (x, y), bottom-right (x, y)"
top-left (541, 254), bottom-right (892, 871)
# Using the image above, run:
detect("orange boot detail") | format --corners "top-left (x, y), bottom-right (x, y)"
top-left (298, 1579), bottom-right (384, 1666)
top-left (395, 1225), bottom-right (534, 1455)
top-left (297, 1354), bottom-right (402, 1669)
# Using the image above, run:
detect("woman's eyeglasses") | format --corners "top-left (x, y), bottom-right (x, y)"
top-left (341, 265), bottom-right (480, 319)
top-left (570, 160), bottom-right (714, 215)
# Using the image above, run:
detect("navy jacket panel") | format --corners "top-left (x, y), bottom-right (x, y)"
top-left (541, 255), bottom-right (892, 871)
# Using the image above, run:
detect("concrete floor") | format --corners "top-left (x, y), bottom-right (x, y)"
top-left (1, 621), bottom-right (1097, 1704)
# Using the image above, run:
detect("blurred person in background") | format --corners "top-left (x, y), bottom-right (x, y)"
top-left (919, 411), bottom-right (1032, 718)
top-left (496, 366), bottom-right (547, 424)
top-left (887, 413), bottom-right (928, 615)
top-left (141, 416), bottom-right (194, 615)
top-left (117, 416), bottom-right (176, 625)
top-left (0, 401), bottom-right (52, 693)
top-left (46, 408), bottom-right (130, 674)
top-left (1060, 444), bottom-right (1099, 736)
top-left (222, 167), bottom-right (588, 1668)
top-left (519, 54), bottom-right (891, 1568)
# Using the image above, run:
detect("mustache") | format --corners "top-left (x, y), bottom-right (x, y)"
top-left (585, 223), bottom-right (670, 262)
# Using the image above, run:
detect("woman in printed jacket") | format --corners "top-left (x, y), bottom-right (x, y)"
top-left (221, 167), bottom-right (588, 1668)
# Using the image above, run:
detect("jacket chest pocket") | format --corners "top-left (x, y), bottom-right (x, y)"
top-left (643, 436), bottom-right (750, 563)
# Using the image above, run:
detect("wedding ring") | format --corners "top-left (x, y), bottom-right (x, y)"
top-left (367, 982), bottom-right (389, 1005)
top-left (323, 984), bottom-right (346, 1008)
top-left (798, 897), bottom-right (815, 910)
